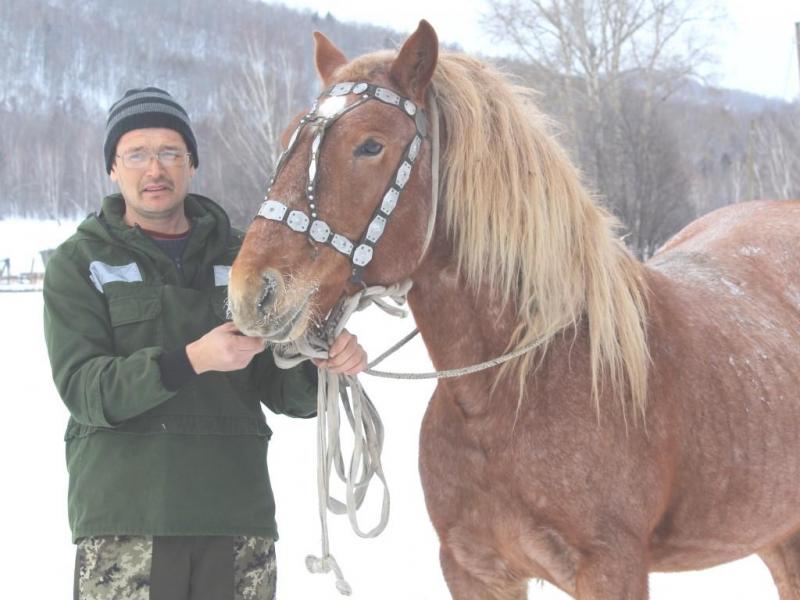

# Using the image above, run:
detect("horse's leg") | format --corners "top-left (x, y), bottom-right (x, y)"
top-left (759, 531), bottom-right (800, 600)
top-left (439, 544), bottom-right (527, 600)
top-left (574, 533), bottom-right (649, 600)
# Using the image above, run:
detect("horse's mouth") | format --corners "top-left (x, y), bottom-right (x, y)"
top-left (260, 302), bottom-right (309, 342)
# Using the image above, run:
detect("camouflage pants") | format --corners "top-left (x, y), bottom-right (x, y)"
top-left (74, 535), bottom-right (276, 600)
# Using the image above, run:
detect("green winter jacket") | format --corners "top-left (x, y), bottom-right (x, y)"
top-left (43, 193), bottom-right (317, 542)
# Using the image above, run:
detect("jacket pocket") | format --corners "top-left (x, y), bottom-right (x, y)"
top-left (108, 291), bottom-right (161, 325)
top-left (105, 283), bottom-right (162, 354)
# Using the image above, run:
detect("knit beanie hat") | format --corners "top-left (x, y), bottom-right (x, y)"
top-left (104, 87), bottom-right (199, 173)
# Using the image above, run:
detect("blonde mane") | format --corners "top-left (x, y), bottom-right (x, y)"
top-left (433, 54), bottom-right (649, 419)
top-left (345, 51), bottom-right (650, 420)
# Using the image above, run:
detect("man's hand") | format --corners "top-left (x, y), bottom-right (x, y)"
top-left (312, 330), bottom-right (368, 375)
top-left (186, 322), bottom-right (266, 374)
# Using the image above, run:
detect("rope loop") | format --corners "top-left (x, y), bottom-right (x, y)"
top-left (305, 554), bottom-right (353, 596)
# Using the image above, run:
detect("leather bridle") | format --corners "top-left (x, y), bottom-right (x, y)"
top-left (255, 81), bottom-right (429, 283)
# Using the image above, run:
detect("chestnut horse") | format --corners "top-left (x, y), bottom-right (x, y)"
top-left (228, 21), bottom-right (800, 600)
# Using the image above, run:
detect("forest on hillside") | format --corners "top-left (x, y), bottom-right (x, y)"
top-left (2, 0), bottom-right (798, 257)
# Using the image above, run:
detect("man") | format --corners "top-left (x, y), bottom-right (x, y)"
top-left (44, 87), bottom-right (367, 600)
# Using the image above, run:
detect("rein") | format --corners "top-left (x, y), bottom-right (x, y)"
top-left (365, 327), bottom-right (548, 380)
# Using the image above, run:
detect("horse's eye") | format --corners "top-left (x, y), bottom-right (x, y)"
top-left (354, 138), bottom-right (384, 157)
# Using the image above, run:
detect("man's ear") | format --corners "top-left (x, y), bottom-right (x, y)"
top-left (389, 20), bottom-right (438, 105)
top-left (314, 31), bottom-right (348, 86)
top-left (109, 166), bottom-right (118, 183)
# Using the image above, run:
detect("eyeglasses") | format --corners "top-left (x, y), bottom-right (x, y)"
top-left (116, 149), bottom-right (192, 169)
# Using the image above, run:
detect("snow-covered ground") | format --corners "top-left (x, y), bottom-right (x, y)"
top-left (0, 218), bottom-right (778, 599)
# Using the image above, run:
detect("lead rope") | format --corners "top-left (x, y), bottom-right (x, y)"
top-left (271, 280), bottom-right (413, 595)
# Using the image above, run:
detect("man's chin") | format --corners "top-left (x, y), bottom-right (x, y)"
top-left (126, 197), bottom-right (186, 223)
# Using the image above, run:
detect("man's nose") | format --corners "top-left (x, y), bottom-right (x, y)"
top-left (143, 154), bottom-right (166, 176)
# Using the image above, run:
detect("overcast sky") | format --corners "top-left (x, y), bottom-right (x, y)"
top-left (272, 0), bottom-right (800, 101)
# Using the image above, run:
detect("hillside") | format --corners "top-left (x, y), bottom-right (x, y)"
top-left (2, 0), bottom-right (797, 245)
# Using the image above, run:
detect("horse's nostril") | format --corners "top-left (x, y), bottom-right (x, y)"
top-left (257, 273), bottom-right (279, 313)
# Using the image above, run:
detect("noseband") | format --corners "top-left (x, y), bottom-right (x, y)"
top-left (255, 81), bottom-right (429, 283)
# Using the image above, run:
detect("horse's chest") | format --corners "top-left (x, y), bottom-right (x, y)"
top-left (418, 392), bottom-right (489, 518)
top-left (418, 391), bottom-right (581, 589)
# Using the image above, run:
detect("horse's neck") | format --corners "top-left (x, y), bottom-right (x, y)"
top-left (406, 250), bottom-right (522, 415)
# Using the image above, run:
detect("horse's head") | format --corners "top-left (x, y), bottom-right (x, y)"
top-left (229, 21), bottom-right (439, 341)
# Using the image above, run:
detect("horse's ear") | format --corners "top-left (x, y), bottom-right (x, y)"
top-left (314, 31), bottom-right (348, 86)
top-left (389, 20), bottom-right (438, 105)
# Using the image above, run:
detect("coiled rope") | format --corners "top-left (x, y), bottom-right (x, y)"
top-left (272, 280), bottom-right (413, 595)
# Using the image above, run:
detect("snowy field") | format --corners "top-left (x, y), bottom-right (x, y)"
top-left (0, 218), bottom-right (778, 599)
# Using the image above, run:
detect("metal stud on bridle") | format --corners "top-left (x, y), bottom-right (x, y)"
top-left (256, 81), bottom-right (428, 283)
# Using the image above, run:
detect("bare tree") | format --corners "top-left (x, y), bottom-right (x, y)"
top-left (618, 92), bottom-right (694, 258)
top-left (73, 137), bottom-right (111, 216)
top-left (485, 0), bottom-right (715, 119)
top-left (750, 107), bottom-right (800, 200)
top-left (484, 0), bottom-right (717, 256)
top-left (31, 142), bottom-right (66, 220)
top-left (215, 41), bottom-right (308, 208)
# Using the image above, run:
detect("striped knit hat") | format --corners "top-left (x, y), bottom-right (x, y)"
top-left (104, 87), bottom-right (198, 173)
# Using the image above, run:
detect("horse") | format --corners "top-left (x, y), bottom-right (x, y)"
top-left (227, 20), bottom-right (800, 600)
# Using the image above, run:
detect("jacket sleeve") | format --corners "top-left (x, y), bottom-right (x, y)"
top-left (250, 349), bottom-right (318, 418)
top-left (43, 247), bottom-right (176, 427)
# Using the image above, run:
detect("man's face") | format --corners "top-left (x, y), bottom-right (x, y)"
top-left (110, 128), bottom-right (195, 224)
